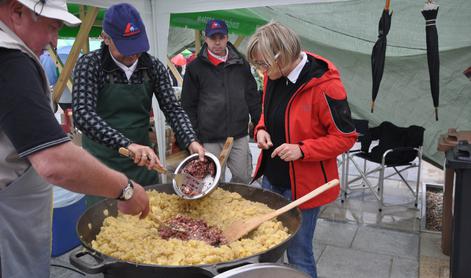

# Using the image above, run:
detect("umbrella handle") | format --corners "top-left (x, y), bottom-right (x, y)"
top-left (385, 0), bottom-right (391, 10)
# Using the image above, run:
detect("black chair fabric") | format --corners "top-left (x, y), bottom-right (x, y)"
top-left (352, 119), bottom-right (369, 151)
top-left (359, 121), bottom-right (425, 166)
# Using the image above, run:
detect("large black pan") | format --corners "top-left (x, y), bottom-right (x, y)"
top-left (70, 183), bottom-right (301, 278)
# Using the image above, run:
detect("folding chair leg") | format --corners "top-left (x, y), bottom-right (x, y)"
top-left (415, 154), bottom-right (422, 207)
top-left (342, 153), bottom-right (352, 202)
top-left (340, 153), bottom-right (346, 203)
top-left (378, 165), bottom-right (385, 212)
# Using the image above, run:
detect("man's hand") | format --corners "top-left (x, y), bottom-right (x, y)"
top-left (256, 129), bottom-right (273, 150)
top-left (127, 143), bottom-right (162, 170)
top-left (188, 141), bottom-right (206, 161)
top-left (271, 143), bottom-right (303, 162)
top-left (117, 182), bottom-right (150, 219)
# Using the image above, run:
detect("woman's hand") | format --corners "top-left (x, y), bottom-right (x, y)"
top-left (127, 143), bottom-right (162, 170)
top-left (271, 143), bottom-right (303, 162)
top-left (256, 129), bottom-right (273, 150)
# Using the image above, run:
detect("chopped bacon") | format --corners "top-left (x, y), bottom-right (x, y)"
top-left (179, 158), bottom-right (216, 196)
top-left (158, 215), bottom-right (226, 246)
top-left (182, 158), bottom-right (215, 180)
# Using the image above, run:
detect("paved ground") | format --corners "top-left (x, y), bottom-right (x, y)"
top-left (50, 143), bottom-right (449, 277)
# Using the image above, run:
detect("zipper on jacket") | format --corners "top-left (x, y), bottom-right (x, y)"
top-left (320, 161), bottom-right (328, 183)
top-left (285, 82), bottom-right (308, 200)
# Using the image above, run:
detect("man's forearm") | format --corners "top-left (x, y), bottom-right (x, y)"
top-left (28, 142), bottom-right (125, 198)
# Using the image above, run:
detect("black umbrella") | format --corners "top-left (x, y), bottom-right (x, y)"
top-left (422, 1), bottom-right (440, 121)
top-left (371, 0), bottom-right (392, 113)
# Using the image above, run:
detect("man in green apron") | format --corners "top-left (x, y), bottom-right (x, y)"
top-left (0, 1), bottom-right (150, 277)
top-left (72, 3), bottom-right (204, 192)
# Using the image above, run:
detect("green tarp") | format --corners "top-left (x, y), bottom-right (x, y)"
top-left (59, 4), bottom-right (105, 38)
top-left (170, 9), bottom-right (267, 36)
top-left (59, 5), bottom-right (267, 38)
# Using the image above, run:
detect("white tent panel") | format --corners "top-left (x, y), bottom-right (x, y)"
top-left (157, 0), bottom-right (347, 13)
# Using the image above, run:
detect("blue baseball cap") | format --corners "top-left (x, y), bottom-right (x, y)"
top-left (103, 3), bottom-right (149, 56)
top-left (205, 19), bottom-right (228, 37)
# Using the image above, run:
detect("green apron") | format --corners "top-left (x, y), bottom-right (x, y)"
top-left (83, 73), bottom-right (158, 189)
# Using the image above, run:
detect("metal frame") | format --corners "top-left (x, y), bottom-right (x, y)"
top-left (341, 146), bottom-right (422, 211)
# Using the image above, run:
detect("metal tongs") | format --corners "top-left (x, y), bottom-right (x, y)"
top-left (118, 147), bottom-right (204, 194)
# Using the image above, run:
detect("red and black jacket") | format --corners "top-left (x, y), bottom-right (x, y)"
top-left (253, 52), bottom-right (357, 209)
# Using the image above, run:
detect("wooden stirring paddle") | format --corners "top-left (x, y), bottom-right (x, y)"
top-left (222, 179), bottom-right (339, 243)
top-left (218, 137), bottom-right (234, 168)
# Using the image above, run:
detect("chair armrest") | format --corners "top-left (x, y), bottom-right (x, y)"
top-left (381, 146), bottom-right (422, 165)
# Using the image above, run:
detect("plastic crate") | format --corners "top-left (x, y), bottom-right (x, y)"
top-left (51, 196), bottom-right (86, 257)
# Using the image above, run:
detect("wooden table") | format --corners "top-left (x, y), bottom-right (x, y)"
top-left (437, 131), bottom-right (471, 256)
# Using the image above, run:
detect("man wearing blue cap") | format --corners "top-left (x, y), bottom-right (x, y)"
top-left (181, 19), bottom-right (261, 184)
top-left (73, 3), bottom-right (205, 190)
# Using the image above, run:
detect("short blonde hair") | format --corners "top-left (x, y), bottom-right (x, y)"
top-left (247, 21), bottom-right (301, 69)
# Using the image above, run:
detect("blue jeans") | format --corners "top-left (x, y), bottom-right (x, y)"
top-left (262, 176), bottom-right (320, 278)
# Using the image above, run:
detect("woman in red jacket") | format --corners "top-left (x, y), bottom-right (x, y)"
top-left (247, 22), bottom-right (357, 278)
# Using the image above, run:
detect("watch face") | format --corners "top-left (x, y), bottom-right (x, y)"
top-left (123, 186), bottom-right (134, 200)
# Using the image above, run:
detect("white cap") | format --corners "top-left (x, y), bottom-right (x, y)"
top-left (18, 0), bottom-right (81, 26)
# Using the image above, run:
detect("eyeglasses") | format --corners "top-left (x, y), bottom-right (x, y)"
top-left (252, 53), bottom-right (281, 71)
top-left (252, 61), bottom-right (270, 70)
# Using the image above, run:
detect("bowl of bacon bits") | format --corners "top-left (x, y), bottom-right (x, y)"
top-left (173, 152), bottom-right (221, 200)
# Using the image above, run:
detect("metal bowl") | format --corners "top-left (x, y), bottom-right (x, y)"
top-left (172, 152), bottom-right (221, 200)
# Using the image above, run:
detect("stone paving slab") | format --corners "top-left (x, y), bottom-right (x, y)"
top-left (313, 242), bottom-right (326, 262)
top-left (419, 255), bottom-right (449, 278)
top-left (420, 232), bottom-right (449, 260)
top-left (317, 246), bottom-right (392, 278)
top-left (314, 219), bottom-right (358, 248)
top-left (351, 226), bottom-right (419, 259)
top-left (390, 257), bottom-right (418, 278)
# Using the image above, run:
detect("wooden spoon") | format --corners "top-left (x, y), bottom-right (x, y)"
top-left (219, 137), bottom-right (234, 168)
top-left (222, 179), bottom-right (339, 243)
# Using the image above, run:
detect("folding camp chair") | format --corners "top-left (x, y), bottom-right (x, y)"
top-left (340, 119), bottom-right (371, 201)
top-left (343, 121), bottom-right (425, 211)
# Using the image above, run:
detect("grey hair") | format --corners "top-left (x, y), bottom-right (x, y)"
top-left (246, 21), bottom-right (301, 69)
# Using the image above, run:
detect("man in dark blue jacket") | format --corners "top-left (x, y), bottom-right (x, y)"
top-left (181, 19), bottom-right (261, 184)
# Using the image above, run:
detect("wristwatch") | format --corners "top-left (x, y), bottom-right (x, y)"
top-left (117, 179), bottom-right (134, 201)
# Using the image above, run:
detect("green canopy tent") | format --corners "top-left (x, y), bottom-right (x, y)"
top-left (170, 9), bottom-right (267, 36)
top-left (59, 4), bottom-right (105, 38)
top-left (59, 6), bottom-right (267, 38)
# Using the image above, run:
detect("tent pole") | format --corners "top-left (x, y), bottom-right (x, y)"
top-left (233, 36), bottom-right (245, 48)
top-left (166, 57), bottom-right (183, 87)
top-left (79, 5), bottom-right (90, 54)
top-left (47, 46), bottom-right (74, 94)
top-left (195, 30), bottom-right (201, 55)
top-left (150, 1), bottom-right (171, 177)
top-left (53, 6), bottom-right (98, 104)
